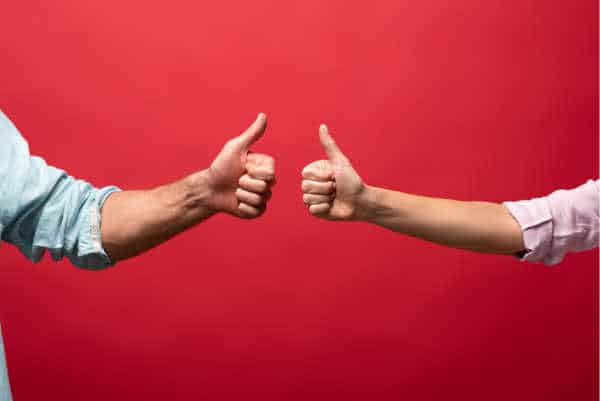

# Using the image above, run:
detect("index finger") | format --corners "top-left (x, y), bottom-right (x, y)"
top-left (302, 160), bottom-right (334, 181)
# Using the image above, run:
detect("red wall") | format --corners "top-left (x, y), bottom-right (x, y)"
top-left (0, 1), bottom-right (597, 400)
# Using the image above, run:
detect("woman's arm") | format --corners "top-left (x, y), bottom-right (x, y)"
top-left (352, 187), bottom-right (525, 255)
top-left (301, 124), bottom-right (598, 264)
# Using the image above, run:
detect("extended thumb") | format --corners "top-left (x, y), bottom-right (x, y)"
top-left (319, 124), bottom-right (345, 160)
top-left (237, 113), bottom-right (267, 148)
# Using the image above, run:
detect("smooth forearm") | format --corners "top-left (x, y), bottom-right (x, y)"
top-left (356, 186), bottom-right (526, 255)
top-left (100, 170), bottom-right (215, 261)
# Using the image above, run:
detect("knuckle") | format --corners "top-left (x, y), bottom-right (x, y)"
top-left (243, 192), bottom-right (257, 204)
top-left (261, 168), bottom-right (275, 181)
top-left (239, 204), bottom-right (257, 217)
top-left (263, 155), bottom-right (275, 167)
top-left (265, 164), bottom-right (275, 174)
top-left (301, 165), bottom-right (311, 177)
top-left (248, 166), bottom-right (269, 180)
top-left (309, 205), bottom-right (326, 215)
top-left (251, 153), bottom-right (274, 167)
top-left (256, 180), bottom-right (268, 192)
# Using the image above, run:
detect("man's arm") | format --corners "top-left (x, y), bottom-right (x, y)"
top-left (0, 109), bottom-right (118, 268)
top-left (101, 113), bottom-right (275, 262)
top-left (0, 110), bottom-right (274, 268)
top-left (99, 172), bottom-right (215, 261)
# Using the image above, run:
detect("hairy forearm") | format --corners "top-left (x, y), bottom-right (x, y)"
top-left (356, 186), bottom-right (526, 255)
top-left (100, 170), bottom-right (215, 261)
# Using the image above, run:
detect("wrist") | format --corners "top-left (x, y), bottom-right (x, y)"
top-left (352, 185), bottom-right (380, 222)
top-left (180, 169), bottom-right (219, 216)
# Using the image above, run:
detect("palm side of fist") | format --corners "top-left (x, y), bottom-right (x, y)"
top-left (301, 124), bottom-right (366, 220)
top-left (207, 113), bottom-right (275, 218)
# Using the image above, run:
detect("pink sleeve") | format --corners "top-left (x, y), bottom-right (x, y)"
top-left (503, 179), bottom-right (599, 265)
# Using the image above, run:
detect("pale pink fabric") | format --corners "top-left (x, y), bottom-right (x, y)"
top-left (503, 180), bottom-right (599, 265)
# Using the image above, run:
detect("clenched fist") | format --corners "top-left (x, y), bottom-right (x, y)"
top-left (301, 124), bottom-right (366, 220)
top-left (206, 113), bottom-right (275, 218)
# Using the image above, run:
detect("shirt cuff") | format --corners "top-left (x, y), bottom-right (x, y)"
top-left (63, 185), bottom-right (121, 269)
top-left (503, 197), bottom-right (554, 264)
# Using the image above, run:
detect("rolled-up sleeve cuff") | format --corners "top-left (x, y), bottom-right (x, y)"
top-left (69, 185), bottom-right (121, 269)
top-left (503, 197), bottom-right (554, 264)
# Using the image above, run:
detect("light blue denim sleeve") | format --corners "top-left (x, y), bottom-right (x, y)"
top-left (0, 109), bottom-right (121, 269)
top-left (0, 325), bottom-right (11, 401)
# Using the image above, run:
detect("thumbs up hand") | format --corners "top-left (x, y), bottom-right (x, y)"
top-left (301, 124), bottom-right (367, 220)
top-left (206, 113), bottom-right (275, 218)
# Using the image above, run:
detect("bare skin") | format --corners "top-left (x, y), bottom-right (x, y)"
top-left (101, 113), bottom-right (275, 261)
top-left (301, 124), bottom-right (526, 255)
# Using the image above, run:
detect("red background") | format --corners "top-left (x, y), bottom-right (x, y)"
top-left (0, 1), bottom-right (598, 400)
